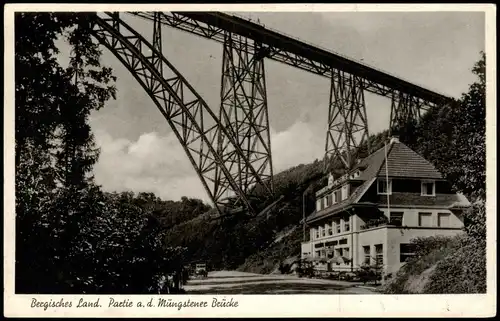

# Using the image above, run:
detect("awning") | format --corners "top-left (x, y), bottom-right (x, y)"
top-left (329, 256), bottom-right (351, 264)
top-left (308, 257), bottom-right (328, 263)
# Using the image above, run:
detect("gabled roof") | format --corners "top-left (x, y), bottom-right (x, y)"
top-left (306, 138), bottom-right (462, 224)
top-left (378, 141), bottom-right (444, 179)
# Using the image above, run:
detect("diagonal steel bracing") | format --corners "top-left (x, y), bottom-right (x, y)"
top-left (389, 91), bottom-right (429, 135)
top-left (217, 32), bottom-right (274, 199)
top-left (129, 11), bottom-right (451, 179)
top-left (325, 69), bottom-right (370, 171)
top-left (89, 12), bottom-right (274, 216)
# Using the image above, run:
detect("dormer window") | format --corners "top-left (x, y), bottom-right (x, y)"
top-left (326, 194), bottom-right (332, 207)
top-left (421, 180), bottom-right (435, 196)
top-left (341, 185), bottom-right (349, 200)
top-left (349, 170), bottom-right (360, 180)
top-left (377, 178), bottom-right (392, 195)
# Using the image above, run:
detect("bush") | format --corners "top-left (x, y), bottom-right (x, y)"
top-left (424, 240), bottom-right (486, 293)
top-left (383, 201), bottom-right (486, 294)
top-left (356, 264), bottom-right (382, 285)
top-left (423, 202), bottom-right (486, 293)
top-left (278, 262), bottom-right (291, 274)
top-left (296, 260), bottom-right (315, 278)
top-left (383, 235), bottom-right (461, 294)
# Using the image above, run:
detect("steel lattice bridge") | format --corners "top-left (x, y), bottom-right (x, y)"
top-left (86, 11), bottom-right (453, 218)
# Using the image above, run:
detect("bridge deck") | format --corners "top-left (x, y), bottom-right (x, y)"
top-left (129, 11), bottom-right (453, 105)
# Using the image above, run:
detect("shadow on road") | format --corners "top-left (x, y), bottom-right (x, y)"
top-left (187, 281), bottom-right (365, 294)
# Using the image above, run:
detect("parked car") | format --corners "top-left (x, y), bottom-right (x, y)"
top-left (195, 263), bottom-right (208, 278)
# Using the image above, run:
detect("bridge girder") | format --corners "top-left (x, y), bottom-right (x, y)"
top-left (130, 11), bottom-right (450, 108)
top-left (90, 12), bottom-right (274, 216)
top-left (129, 11), bottom-right (448, 175)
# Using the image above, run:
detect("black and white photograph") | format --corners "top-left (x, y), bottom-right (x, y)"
top-left (4, 3), bottom-right (496, 318)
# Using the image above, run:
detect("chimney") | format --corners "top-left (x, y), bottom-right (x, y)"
top-left (390, 136), bottom-right (400, 144)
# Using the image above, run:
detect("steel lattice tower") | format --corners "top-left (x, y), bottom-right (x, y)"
top-left (217, 32), bottom-right (274, 202)
top-left (325, 69), bottom-right (370, 171)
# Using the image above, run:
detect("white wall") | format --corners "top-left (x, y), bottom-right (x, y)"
top-left (301, 242), bottom-right (313, 259)
top-left (385, 227), bottom-right (464, 274)
top-left (357, 227), bottom-right (388, 271)
top-left (379, 208), bottom-right (464, 228)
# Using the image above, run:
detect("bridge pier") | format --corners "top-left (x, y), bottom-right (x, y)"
top-left (325, 69), bottom-right (370, 172)
top-left (218, 32), bottom-right (274, 203)
top-left (389, 91), bottom-right (429, 145)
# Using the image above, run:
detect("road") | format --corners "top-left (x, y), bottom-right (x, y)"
top-left (183, 270), bottom-right (378, 294)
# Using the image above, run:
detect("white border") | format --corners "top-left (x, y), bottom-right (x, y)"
top-left (4, 3), bottom-right (497, 318)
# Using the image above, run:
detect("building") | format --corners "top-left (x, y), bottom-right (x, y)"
top-left (301, 137), bottom-right (471, 276)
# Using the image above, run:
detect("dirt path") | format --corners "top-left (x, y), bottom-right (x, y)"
top-left (184, 270), bottom-right (377, 294)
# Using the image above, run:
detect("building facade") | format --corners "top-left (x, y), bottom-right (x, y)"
top-left (301, 137), bottom-right (470, 276)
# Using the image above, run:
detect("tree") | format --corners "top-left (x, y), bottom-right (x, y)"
top-left (449, 52), bottom-right (486, 199)
top-left (411, 52), bottom-right (486, 200)
top-left (15, 13), bottom-right (190, 294)
top-left (15, 12), bottom-right (118, 293)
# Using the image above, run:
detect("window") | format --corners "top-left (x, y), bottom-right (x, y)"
top-left (375, 244), bottom-right (383, 266)
top-left (335, 248), bottom-right (343, 257)
top-left (333, 191), bottom-right (338, 204)
top-left (421, 181), bottom-right (435, 196)
top-left (390, 212), bottom-right (404, 226)
top-left (326, 194), bottom-right (332, 207)
top-left (400, 243), bottom-right (416, 262)
top-left (343, 247), bottom-right (350, 259)
top-left (328, 225), bottom-right (333, 236)
top-left (341, 185), bottom-right (349, 200)
top-left (315, 250), bottom-right (321, 257)
top-left (363, 246), bottom-right (371, 265)
top-left (344, 218), bottom-right (350, 232)
top-left (316, 199), bottom-right (321, 211)
top-left (335, 220), bottom-right (341, 233)
top-left (315, 228), bottom-right (319, 239)
top-left (321, 197), bottom-right (326, 210)
top-left (377, 178), bottom-right (392, 195)
top-left (418, 212), bottom-right (433, 227)
top-left (438, 213), bottom-right (451, 227)
top-left (319, 226), bottom-right (325, 237)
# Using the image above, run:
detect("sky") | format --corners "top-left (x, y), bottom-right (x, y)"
top-left (63, 11), bottom-right (485, 203)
